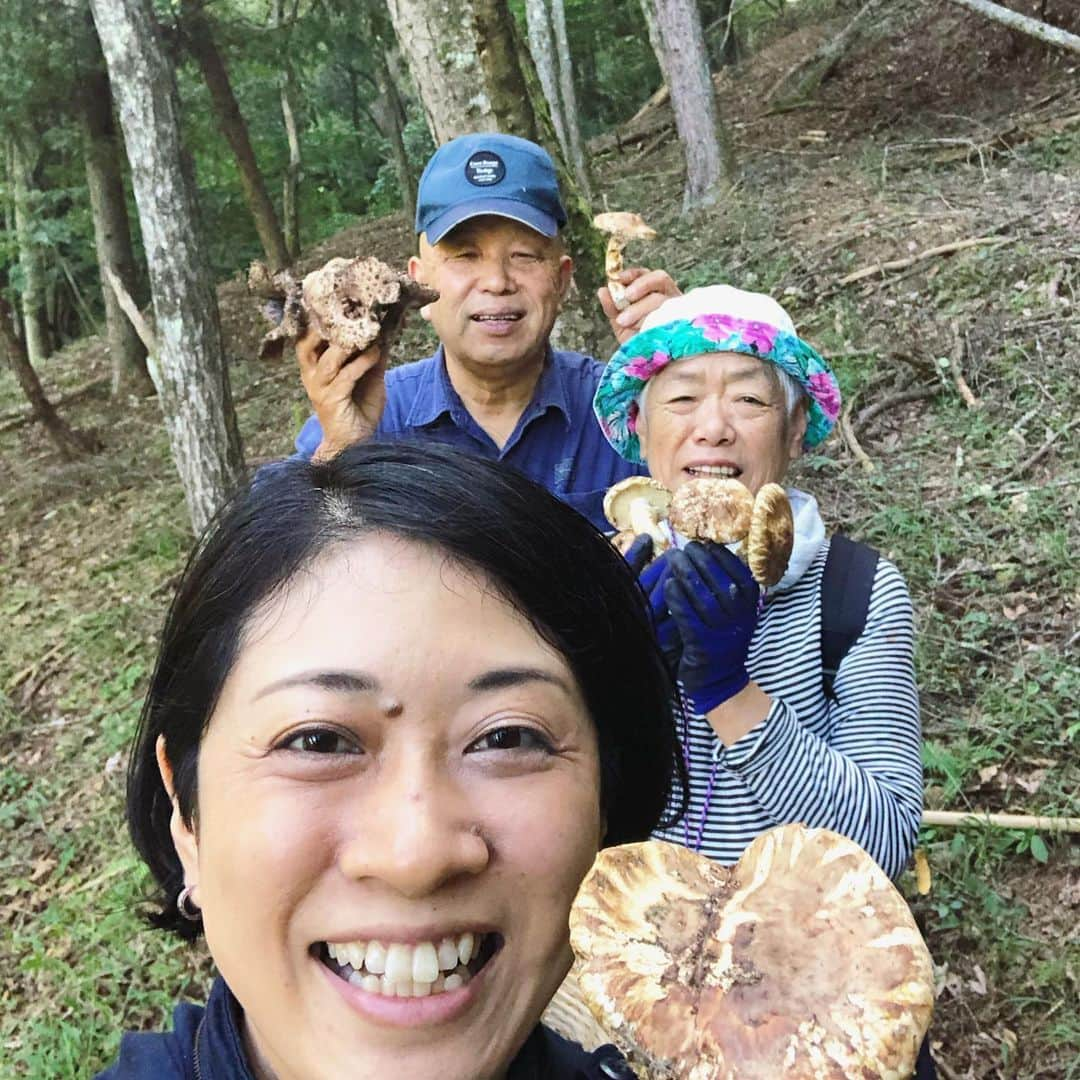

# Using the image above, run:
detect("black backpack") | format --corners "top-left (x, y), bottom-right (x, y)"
top-left (820, 534), bottom-right (879, 701)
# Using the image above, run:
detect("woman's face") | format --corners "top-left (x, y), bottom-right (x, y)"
top-left (636, 352), bottom-right (806, 495)
top-left (163, 536), bottom-right (603, 1080)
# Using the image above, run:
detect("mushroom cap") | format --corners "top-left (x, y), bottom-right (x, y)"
top-left (668, 478), bottom-right (754, 544)
top-left (603, 476), bottom-right (672, 532)
top-left (250, 255), bottom-right (438, 359)
top-left (745, 483), bottom-right (794, 587)
top-left (593, 211), bottom-right (658, 241)
top-left (569, 826), bottom-right (935, 1080)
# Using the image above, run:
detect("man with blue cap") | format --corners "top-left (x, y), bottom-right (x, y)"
top-left (292, 133), bottom-right (678, 529)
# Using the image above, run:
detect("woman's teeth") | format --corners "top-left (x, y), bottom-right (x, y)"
top-left (326, 934), bottom-right (482, 997)
top-left (687, 465), bottom-right (739, 477)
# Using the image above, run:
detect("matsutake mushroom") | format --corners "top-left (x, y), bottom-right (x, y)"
top-left (249, 256), bottom-right (438, 360)
top-left (593, 212), bottom-right (658, 311)
top-left (668, 478), bottom-right (794, 588)
top-left (559, 825), bottom-right (935, 1080)
top-left (604, 477), bottom-right (673, 555)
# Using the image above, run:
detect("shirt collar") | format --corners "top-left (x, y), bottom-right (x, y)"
top-left (405, 345), bottom-right (573, 432)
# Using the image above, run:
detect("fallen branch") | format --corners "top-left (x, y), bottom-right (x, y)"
top-left (949, 321), bottom-right (981, 410)
top-left (768, 0), bottom-right (889, 103)
top-left (944, 0), bottom-right (1080, 55)
top-left (996, 415), bottom-right (1080, 486)
top-left (839, 396), bottom-right (874, 472)
top-left (838, 236), bottom-right (1014, 286)
top-left (923, 809), bottom-right (1080, 833)
top-left (854, 383), bottom-right (939, 434)
top-left (104, 265), bottom-right (158, 358)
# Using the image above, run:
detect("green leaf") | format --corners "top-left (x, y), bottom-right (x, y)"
top-left (1029, 834), bottom-right (1049, 864)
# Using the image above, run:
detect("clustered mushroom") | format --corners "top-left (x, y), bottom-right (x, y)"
top-left (248, 256), bottom-right (438, 360)
top-left (593, 212), bottom-right (658, 311)
top-left (603, 476), bottom-right (795, 588)
top-left (549, 825), bottom-right (935, 1079)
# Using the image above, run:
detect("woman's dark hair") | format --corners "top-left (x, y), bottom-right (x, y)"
top-left (129, 441), bottom-right (687, 938)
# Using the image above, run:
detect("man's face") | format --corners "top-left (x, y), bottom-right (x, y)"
top-left (409, 216), bottom-right (572, 374)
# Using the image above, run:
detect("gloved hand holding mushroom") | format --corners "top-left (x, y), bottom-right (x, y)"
top-left (591, 285), bottom-right (925, 890)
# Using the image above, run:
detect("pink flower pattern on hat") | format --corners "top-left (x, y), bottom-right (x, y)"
top-left (694, 314), bottom-right (777, 355)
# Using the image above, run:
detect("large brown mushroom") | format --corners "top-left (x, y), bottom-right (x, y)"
top-left (593, 212), bottom-right (658, 311)
top-left (249, 256), bottom-right (438, 360)
top-left (557, 825), bottom-right (935, 1079)
top-left (623, 476), bottom-right (794, 588)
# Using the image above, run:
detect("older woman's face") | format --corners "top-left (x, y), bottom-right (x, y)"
top-left (164, 536), bottom-right (603, 1080)
top-left (636, 352), bottom-right (806, 495)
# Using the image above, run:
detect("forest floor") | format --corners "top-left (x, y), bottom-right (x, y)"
top-left (1, 2), bottom-right (1078, 1077)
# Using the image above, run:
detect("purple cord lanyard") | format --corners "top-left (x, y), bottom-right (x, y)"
top-left (679, 688), bottom-right (721, 853)
top-left (680, 590), bottom-right (767, 853)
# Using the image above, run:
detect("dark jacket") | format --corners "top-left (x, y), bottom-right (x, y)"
top-left (96, 976), bottom-right (635, 1079)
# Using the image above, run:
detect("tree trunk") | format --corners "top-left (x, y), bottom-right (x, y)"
top-left (271, 0), bottom-right (302, 260)
top-left (89, 0), bottom-right (245, 534)
top-left (280, 60), bottom-right (302, 259)
top-left (525, 0), bottom-right (590, 198)
top-left (550, 0), bottom-right (589, 197)
top-left (181, 4), bottom-right (291, 271)
top-left (639, 0), bottom-right (670, 85)
top-left (357, 0), bottom-right (417, 224)
top-left (652, 0), bottom-right (735, 211)
top-left (382, 0), bottom-right (602, 298)
top-left (10, 139), bottom-right (54, 364)
top-left (0, 296), bottom-right (98, 460)
top-left (525, 0), bottom-right (569, 157)
top-left (946, 0), bottom-right (1080, 53)
top-left (81, 52), bottom-right (154, 398)
top-left (382, 0), bottom-right (499, 142)
top-left (712, 0), bottom-right (738, 66)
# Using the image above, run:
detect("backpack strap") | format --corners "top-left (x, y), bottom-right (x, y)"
top-left (820, 534), bottom-right (880, 702)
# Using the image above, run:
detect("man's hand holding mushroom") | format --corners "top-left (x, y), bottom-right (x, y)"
top-left (296, 331), bottom-right (387, 462)
top-left (598, 267), bottom-right (682, 345)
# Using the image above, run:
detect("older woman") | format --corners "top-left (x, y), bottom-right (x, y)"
top-left (99, 442), bottom-right (683, 1079)
top-left (593, 285), bottom-right (923, 880)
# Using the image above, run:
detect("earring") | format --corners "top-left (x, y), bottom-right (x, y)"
top-left (177, 885), bottom-right (202, 922)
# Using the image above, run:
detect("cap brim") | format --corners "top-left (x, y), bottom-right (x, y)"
top-left (423, 198), bottom-right (559, 244)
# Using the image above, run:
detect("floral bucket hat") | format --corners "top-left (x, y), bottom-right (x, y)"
top-left (593, 285), bottom-right (841, 463)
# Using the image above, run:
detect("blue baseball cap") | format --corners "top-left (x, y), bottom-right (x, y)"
top-left (415, 133), bottom-right (568, 244)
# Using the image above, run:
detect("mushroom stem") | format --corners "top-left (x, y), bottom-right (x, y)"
top-left (605, 238), bottom-right (629, 311)
top-left (629, 496), bottom-right (666, 546)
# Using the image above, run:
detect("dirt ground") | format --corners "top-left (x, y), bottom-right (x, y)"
top-left (1, 2), bottom-right (1078, 1076)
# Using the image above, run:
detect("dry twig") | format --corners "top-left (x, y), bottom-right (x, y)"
top-left (855, 383), bottom-right (939, 434)
top-left (839, 396), bottom-right (874, 472)
top-left (949, 321), bottom-right (981, 410)
top-left (838, 236), bottom-right (1014, 286)
top-left (997, 415), bottom-right (1080, 487)
top-left (924, 810), bottom-right (1080, 833)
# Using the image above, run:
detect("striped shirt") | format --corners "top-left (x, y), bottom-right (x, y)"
top-left (654, 538), bottom-right (923, 880)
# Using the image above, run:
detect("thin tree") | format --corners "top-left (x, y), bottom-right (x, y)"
top-left (89, 0), bottom-right (245, 533)
top-left (270, 0), bottom-right (302, 260)
top-left (652, 0), bottom-right (735, 211)
top-left (9, 137), bottom-right (53, 364)
top-left (179, 0), bottom-right (291, 271)
top-left (79, 13), bottom-right (153, 397)
top-left (356, 0), bottom-right (417, 225)
top-left (0, 292), bottom-right (98, 459)
top-left (525, 0), bottom-right (590, 197)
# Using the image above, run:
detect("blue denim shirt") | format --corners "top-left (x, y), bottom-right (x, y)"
top-left (294, 346), bottom-right (645, 531)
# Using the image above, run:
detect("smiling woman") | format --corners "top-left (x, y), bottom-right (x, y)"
top-left (100, 443), bottom-right (684, 1080)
